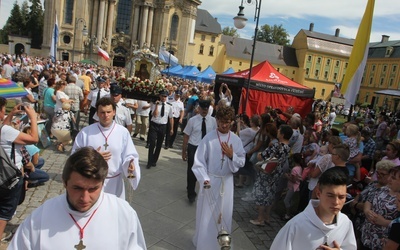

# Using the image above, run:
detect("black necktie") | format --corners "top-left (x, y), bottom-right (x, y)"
top-left (161, 102), bottom-right (165, 117)
top-left (96, 88), bottom-right (101, 102)
top-left (202, 117), bottom-right (206, 138)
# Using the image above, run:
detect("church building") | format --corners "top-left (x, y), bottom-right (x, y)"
top-left (42, 0), bottom-right (201, 66)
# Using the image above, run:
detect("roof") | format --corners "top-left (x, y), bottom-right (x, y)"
top-left (368, 40), bottom-right (400, 58)
top-left (374, 89), bottom-right (400, 97)
top-left (195, 9), bottom-right (222, 34)
top-left (220, 35), bottom-right (299, 67)
top-left (301, 29), bottom-right (354, 46)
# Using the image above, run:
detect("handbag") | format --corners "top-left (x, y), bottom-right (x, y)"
top-left (0, 125), bottom-right (22, 189)
top-left (69, 112), bottom-right (79, 139)
top-left (255, 156), bottom-right (279, 174)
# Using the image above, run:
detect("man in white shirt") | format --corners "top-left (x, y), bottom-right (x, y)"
top-left (8, 147), bottom-right (146, 250)
top-left (86, 77), bottom-right (109, 124)
top-left (146, 90), bottom-right (173, 169)
top-left (165, 91), bottom-right (184, 149)
top-left (109, 85), bottom-right (133, 133)
top-left (271, 167), bottom-right (357, 250)
top-left (182, 99), bottom-right (217, 203)
top-left (133, 100), bottom-right (151, 141)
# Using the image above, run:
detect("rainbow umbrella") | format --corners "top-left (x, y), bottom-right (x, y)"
top-left (0, 78), bottom-right (28, 98)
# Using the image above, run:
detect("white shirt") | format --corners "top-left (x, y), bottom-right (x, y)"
top-left (55, 91), bottom-right (69, 111)
top-left (88, 88), bottom-right (110, 108)
top-left (150, 102), bottom-right (173, 124)
top-left (124, 98), bottom-right (137, 115)
top-left (271, 200), bottom-right (356, 250)
top-left (183, 114), bottom-right (217, 146)
top-left (219, 92), bottom-right (232, 106)
top-left (136, 100), bottom-right (151, 116)
top-left (114, 100), bottom-right (133, 127)
top-left (9, 192), bottom-right (146, 250)
top-left (171, 99), bottom-right (184, 118)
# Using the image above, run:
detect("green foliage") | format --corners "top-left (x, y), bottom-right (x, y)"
top-left (0, 0), bottom-right (44, 48)
top-left (27, 0), bottom-right (44, 49)
top-left (222, 27), bottom-right (240, 38)
top-left (256, 24), bottom-right (290, 46)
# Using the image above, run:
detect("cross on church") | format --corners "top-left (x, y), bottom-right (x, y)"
top-left (74, 240), bottom-right (86, 250)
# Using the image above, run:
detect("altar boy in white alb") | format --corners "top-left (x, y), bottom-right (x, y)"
top-left (8, 147), bottom-right (146, 250)
top-left (270, 167), bottom-right (357, 250)
top-left (192, 106), bottom-right (245, 249)
top-left (72, 97), bottom-right (140, 199)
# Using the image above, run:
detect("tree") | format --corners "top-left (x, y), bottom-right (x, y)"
top-left (256, 24), bottom-right (290, 46)
top-left (222, 27), bottom-right (240, 38)
top-left (26, 0), bottom-right (44, 49)
top-left (20, 0), bottom-right (30, 36)
top-left (0, 1), bottom-right (24, 44)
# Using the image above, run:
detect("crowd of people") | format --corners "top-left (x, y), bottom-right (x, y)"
top-left (1, 53), bottom-right (400, 249)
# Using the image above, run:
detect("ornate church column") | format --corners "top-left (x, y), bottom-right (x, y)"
top-left (146, 7), bottom-right (154, 47)
top-left (131, 5), bottom-right (140, 43)
top-left (91, 0), bottom-right (99, 38)
top-left (139, 5), bottom-right (149, 47)
top-left (106, 0), bottom-right (116, 51)
top-left (97, 0), bottom-right (106, 44)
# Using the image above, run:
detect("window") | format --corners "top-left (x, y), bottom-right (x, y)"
top-left (369, 77), bottom-right (373, 85)
top-left (321, 89), bottom-right (325, 96)
top-left (365, 93), bottom-right (369, 103)
top-left (305, 68), bottom-right (309, 75)
top-left (307, 55), bottom-right (312, 62)
top-left (277, 68), bottom-right (280, 72)
top-left (393, 65), bottom-right (397, 72)
top-left (336, 60), bottom-right (340, 67)
top-left (116, 0), bottom-right (133, 34)
top-left (333, 73), bottom-right (337, 80)
top-left (317, 57), bottom-right (321, 64)
top-left (209, 46), bottom-right (214, 56)
top-left (372, 65), bottom-right (376, 71)
top-left (239, 62), bottom-right (242, 66)
top-left (380, 77), bottom-right (384, 85)
top-left (383, 65), bottom-right (387, 72)
top-left (315, 69), bottom-right (319, 77)
top-left (63, 35), bottom-right (71, 44)
top-left (345, 62), bottom-right (348, 68)
top-left (324, 71), bottom-right (328, 78)
top-left (170, 14), bottom-right (179, 40)
top-left (211, 36), bottom-right (216, 43)
top-left (64, 0), bottom-right (74, 24)
top-left (389, 78), bottom-right (394, 87)
top-left (292, 70), bottom-right (295, 74)
top-left (229, 60), bottom-right (232, 65)
top-left (386, 47), bottom-right (394, 57)
top-left (199, 44), bottom-right (204, 54)
top-left (201, 35), bottom-right (206, 41)
top-left (327, 59), bottom-right (331, 66)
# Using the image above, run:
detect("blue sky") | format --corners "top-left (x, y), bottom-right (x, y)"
top-left (1, 0), bottom-right (399, 43)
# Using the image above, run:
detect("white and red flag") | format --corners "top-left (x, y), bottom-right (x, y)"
top-left (97, 46), bottom-right (110, 61)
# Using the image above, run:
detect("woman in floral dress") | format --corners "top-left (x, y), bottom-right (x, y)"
top-left (250, 124), bottom-right (292, 226)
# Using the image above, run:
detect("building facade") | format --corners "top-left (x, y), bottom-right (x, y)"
top-left (42, 0), bottom-right (201, 66)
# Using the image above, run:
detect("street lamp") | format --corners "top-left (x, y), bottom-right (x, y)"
top-left (233, 0), bottom-right (262, 115)
top-left (72, 18), bottom-right (88, 62)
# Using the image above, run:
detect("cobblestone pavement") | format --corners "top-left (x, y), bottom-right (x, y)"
top-left (1, 114), bottom-right (287, 249)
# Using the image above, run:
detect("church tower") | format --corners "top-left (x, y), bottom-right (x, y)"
top-left (42, 0), bottom-right (201, 66)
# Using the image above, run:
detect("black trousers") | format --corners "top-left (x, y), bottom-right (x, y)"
top-left (89, 106), bottom-right (96, 125)
top-left (147, 122), bottom-right (166, 165)
top-left (165, 117), bottom-right (180, 147)
top-left (187, 144), bottom-right (198, 199)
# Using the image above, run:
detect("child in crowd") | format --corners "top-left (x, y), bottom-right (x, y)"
top-left (283, 153), bottom-right (304, 220)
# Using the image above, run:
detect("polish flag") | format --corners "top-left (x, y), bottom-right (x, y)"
top-left (97, 46), bottom-right (110, 61)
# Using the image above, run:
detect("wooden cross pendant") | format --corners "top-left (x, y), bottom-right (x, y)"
top-left (103, 141), bottom-right (109, 150)
top-left (74, 240), bottom-right (86, 250)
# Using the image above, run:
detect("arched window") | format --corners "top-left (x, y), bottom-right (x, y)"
top-left (170, 14), bottom-right (179, 41)
top-left (116, 0), bottom-right (132, 34)
top-left (199, 44), bottom-right (204, 54)
top-left (64, 0), bottom-right (74, 24)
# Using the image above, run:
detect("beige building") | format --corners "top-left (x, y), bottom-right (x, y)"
top-left (291, 24), bottom-right (353, 100)
top-left (42, 0), bottom-right (201, 67)
top-left (358, 35), bottom-right (400, 111)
